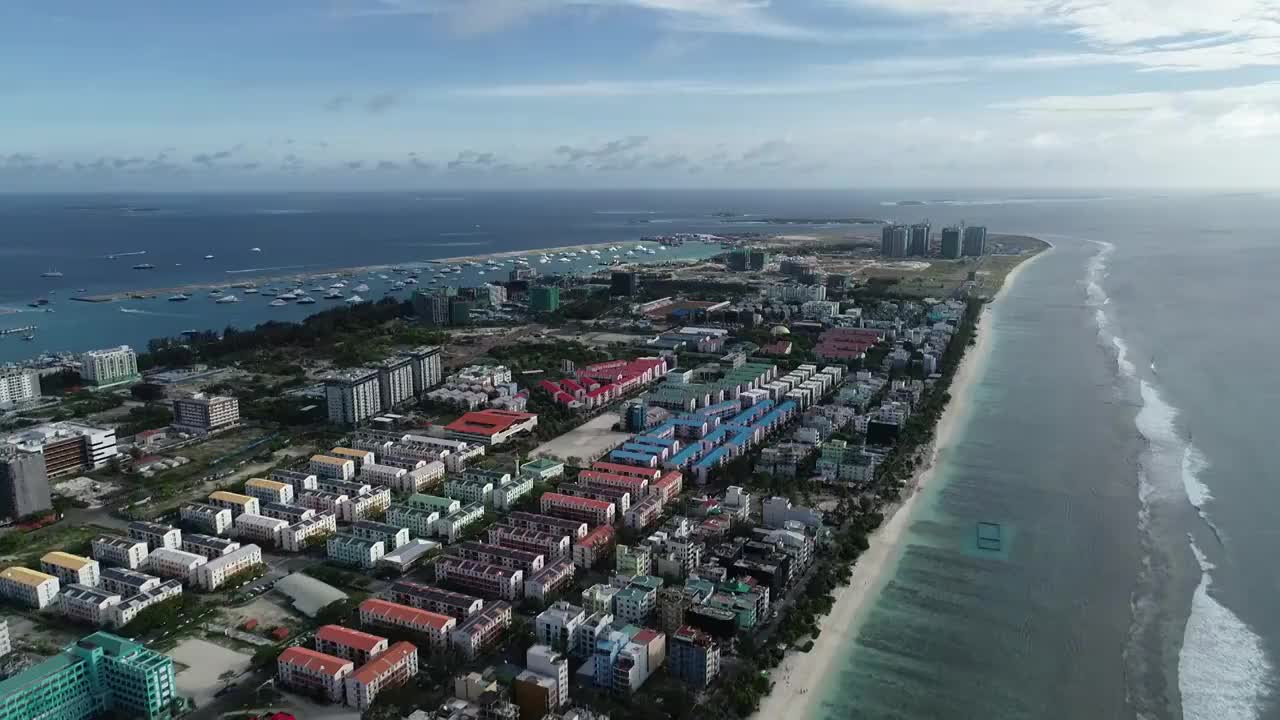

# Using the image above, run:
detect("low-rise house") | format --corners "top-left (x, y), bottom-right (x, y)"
top-left (244, 478), bottom-right (295, 505)
top-left (180, 503), bottom-right (233, 535)
top-left (127, 521), bottom-right (181, 551)
top-left (150, 546), bottom-right (209, 584)
top-left (233, 513), bottom-right (288, 546)
top-left (107, 579), bottom-right (183, 629)
top-left (180, 533), bottom-right (241, 560)
top-left (0, 566), bottom-right (60, 608)
top-left (386, 504), bottom-right (440, 539)
top-left (100, 567), bottom-right (162, 596)
top-left (206, 490), bottom-right (260, 519)
top-left (194, 544), bottom-right (262, 591)
top-left (572, 525), bottom-right (616, 569)
top-left (524, 560), bottom-right (575, 604)
top-left (60, 583), bottom-right (122, 625)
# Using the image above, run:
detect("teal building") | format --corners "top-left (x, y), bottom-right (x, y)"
top-left (0, 631), bottom-right (179, 720)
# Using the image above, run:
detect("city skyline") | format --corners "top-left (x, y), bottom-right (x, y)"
top-left (4, 0), bottom-right (1280, 190)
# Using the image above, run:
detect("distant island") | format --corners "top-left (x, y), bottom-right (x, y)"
top-left (753, 217), bottom-right (883, 225)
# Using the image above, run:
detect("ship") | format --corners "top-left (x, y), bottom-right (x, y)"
top-left (168, 294), bottom-right (189, 302)
top-left (204, 254), bottom-right (215, 260)
top-left (345, 294), bottom-right (363, 303)
top-left (243, 287), bottom-right (259, 294)
top-left (296, 296), bottom-right (316, 304)
top-left (41, 270), bottom-right (64, 278)
top-left (353, 283), bottom-right (370, 293)
top-left (270, 299), bottom-right (287, 307)
top-left (323, 289), bottom-right (344, 299)
top-left (215, 295), bottom-right (239, 304)
top-left (209, 289), bottom-right (223, 296)
top-left (251, 247), bottom-right (262, 252)
top-left (132, 263), bottom-right (156, 270)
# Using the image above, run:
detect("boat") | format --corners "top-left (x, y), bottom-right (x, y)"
top-left (204, 254), bottom-right (215, 260)
top-left (296, 296), bottom-right (316, 304)
top-left (329, 282), bottom-right (345, 289)
top-left (262, 287), bottom-right (278, 296)
top-left (277, 290), bottom-right (299, 300)
top-left (28, 299), bottom-right (49, 308)
top-left (132, 263), bottom-right (156, 270)
top-left (22, 334), bottom-right (34, 342)
top-left (405, 278), bottom-right (418, 284)
top-left (270, 299), bottom-right (287, 307)
top-left (354, 283), bottom-right (370, 293)
top-left (41, 270), bottom-right (63, 278)
top-left (251, 247), bottom-right (262, 252)
top-left (345, 294), bottom-right (363, 303)
top-left (323, 289), bottom-right (343, 299)
top-left (215, 295), bottom-right (239, 304)
top-left (243, 287), bottom-right (259, 294)
top-left (180, 329), bottom-right (200, 336)
top-left (209, 289), bottom-right (223, 296)
top-left (168, 294), bottom-right (189, 302)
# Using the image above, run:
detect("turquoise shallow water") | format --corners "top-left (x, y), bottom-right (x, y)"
top-left (810, 240), bottom-right (1156, 720)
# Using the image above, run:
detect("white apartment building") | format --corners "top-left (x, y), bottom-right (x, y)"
top-left (172, 393), bottom-right (240, 434)
top-left (282, 511), bottom-right (338, 552)
top-left (343, 487), bottom-right (392, 522)
top-left (0, 618), bottom-right (10, 657)
top-left (359, 462), bottom-right (406, 489)
top-left (536, 602), bottom-right (586, 652)
top-left (527, 644), bottom-right (570, 709)
top-left (60, 584), bottom-right (122, 625)
top-left (207, 491), bottom-right (260, 519)
top-left (91, 535), bottom-right (150, 570)
top-left (0, 566), bottom-right (60, 609)
top-left (195, 544), bottom-right (263, 590)
top-left (106, 579), bottom-right (182, 629)
top-left (147, 547), bottom-right (207, 582)
top-left (277, 647), bottom-right (354, 704)
top-left (406, 346), bottom-right (444, 395)
top-left (233, 513), bottom-right (289, 545)
top-left (325, 368), bottom-right (383, 425)
top-left (0, 368), bottom-right (40, 406)
top-left (128, 521), bottom-right (181, 550)
top-left (310, 455), bottom-right (356, 481)
top-left (393, 461), bottom-right (445, 494)
top-left (376, 357), bottom-right (415, 410)
top-left (79, 345), bottom-right (140, 388)
top-left (41, 551), bottom-right (100, 587)
top-left (180, 503), bottom-right (233, 535)
top-left (298, 490), bottom-right (352, 518)
top-left (244, 478), bottom-right (294, 505)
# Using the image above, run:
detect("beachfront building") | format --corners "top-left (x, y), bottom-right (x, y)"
top-left (194, 544), bottom-right (262, 591)
top-left (79, 346), bottom-right (140, 388)
top-left (41, 551), bottom-right (100, 588)
top-left (91, 535), bottom-right (150, 570)
top-left (327, 533), bottom-right (385, 569)
top-left (358, 598), bottom-right (456, 653)
top-left (0, 631), bottom-right (179, 720)
top-left (276, 646), bottom-right (353, 703)
top-left (128, 521), bottom-right (181, 551)
top-left (243, 478), bottom-right (294, 505)
top-left (179, 503), bottom-right (233, 535)
top-left (171, 393), bottom-right (240, 435)
top-left (0, 566), bottom-right (59, 609)
top-left (206, 490), bottom-right (259, 519)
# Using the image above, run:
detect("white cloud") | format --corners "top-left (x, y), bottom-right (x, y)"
top-left (449, 73), bottom-right (966, 97)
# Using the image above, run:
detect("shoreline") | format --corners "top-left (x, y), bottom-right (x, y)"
top-left (750, 242), bottom-right (1051, 720)
top-left (65, 239), bottom-right (728, 304)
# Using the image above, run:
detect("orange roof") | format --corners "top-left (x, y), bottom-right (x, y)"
top-left (351, 641), bottom-right (417, 684)
top-left (360, 598), bottom-right (454, 630)
top-left (443, 409), bottom-right (536, 437)
top-left (575, 524), bottom-right (616, 547)
top-left (278, 646), bottom-right (352, 678)
top-left (316, 624), bottom-right (387, 653)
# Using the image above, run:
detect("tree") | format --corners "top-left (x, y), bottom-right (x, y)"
top-left (130, 383), bottom-right (165, 402)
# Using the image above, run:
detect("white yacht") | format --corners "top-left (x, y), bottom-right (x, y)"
top-left (168, 294), bottom-right (189, 302)
top-left (354, 283), bottom-right (370, 293)
top-left (323, 289), bottom-right (343, 299)
top-left (270, 299), bottom-right (287, 307)
top-left (209, 289), bottom-right (223, 297)
top-left (345, 294), bottom-right (363, 303)
top-left (243, 287), bottom-right (259, 294)
top-left (215, 294), bottom-right (239, 304)
top-left (204, 254), bottom-right (215, 260)
top-left (278, 290), bottom-right (299, 300)
top-left (296, 295), bottom-right (316, 304)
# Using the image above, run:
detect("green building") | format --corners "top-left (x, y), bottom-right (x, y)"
top-left (0, 631), bottom-right (179, 720)
top-left (529, 286), bottom-right (560, 313)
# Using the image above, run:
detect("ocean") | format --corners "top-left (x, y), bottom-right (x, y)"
top-left (802, 192), bottom-right (1280, 720)
top-left (4, 190), bottom-right (1278, 719)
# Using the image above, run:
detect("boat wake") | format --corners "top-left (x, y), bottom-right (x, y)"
top-left (1087, 239), bottom-right (1270, 720)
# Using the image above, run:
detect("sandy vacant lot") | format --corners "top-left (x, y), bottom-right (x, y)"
top-left (529, 412), bottom-right (630, 463)
top-left (168, 638), bottom-right (253, 707)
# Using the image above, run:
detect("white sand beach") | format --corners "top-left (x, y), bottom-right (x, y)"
top-left (751, 245), bottom-right (1050, 720)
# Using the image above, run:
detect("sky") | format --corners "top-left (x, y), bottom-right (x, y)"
top-left (3, 0), bottom-right (1280, 190)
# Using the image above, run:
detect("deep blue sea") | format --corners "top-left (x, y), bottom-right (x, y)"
top-left (3, 189), bottom-right (1278, 719)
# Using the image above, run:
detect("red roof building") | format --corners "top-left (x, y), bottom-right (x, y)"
top-left (649, 471), bottom-right (683, 505)
top-left (443, 409), bottom-right (538, 446)
top-left (276, 646), bottom-right (353, 704)
top-left (540, 492), bottom-right (616, 527)
top-left (572, 524), bottom-right (616, 569)
top-left (315, 624), bottom-right (390, 665)
top-left (588, 462), bottom-right (661, 481)
top-left (346, 641), bottom-right (419, 711)
top-left (579, 469), bottom-right (651, 496)
top-left (359, 598), bottom-right (456, 653)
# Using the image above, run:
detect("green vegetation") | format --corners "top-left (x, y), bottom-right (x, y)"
top-left (39, 369), bottom-right (83, 395)
top-left (118, 405), bottom-right (174, 436)
top-left (48, 390), bottom-right (124, 420)
top-left (120, 595), bottom-right (208, 636)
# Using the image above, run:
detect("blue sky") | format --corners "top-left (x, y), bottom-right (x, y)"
top-left (4, 0), bottom-right (1280, 190)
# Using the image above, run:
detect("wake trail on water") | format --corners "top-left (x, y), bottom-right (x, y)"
top-left (1085, 239), bottom-right (1270, 720)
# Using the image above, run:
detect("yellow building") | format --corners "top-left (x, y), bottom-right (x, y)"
top-left (0, 566), bottom-right (61, 608)
top-left (329, 447), bottom-right (374, 469)
top-left (208, 490), bottom-right (261, 518)
top-left (309, 454), bottom-right (355, 481)
top-left (40, 551), bottom-right (100, 587)
top-left (244, 478), bottom-right (294, 505)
